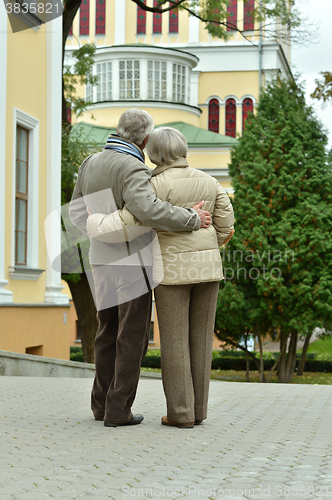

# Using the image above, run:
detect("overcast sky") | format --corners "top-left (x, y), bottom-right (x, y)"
top-left (291, 0), bottom-right (332, 148)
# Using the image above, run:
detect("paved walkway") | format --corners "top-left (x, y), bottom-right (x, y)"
top-left (1, 377), bottom-right (332, 500)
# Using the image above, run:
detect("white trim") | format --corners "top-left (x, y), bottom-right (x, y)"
top-left (188, 148), bottom-right (233, 153)
top-left (205, 95), bottom-right (222, 105)
top-left (0, 9), bottom-right (12, 303)
top-left (45, 16), bottom-right (69, 305)
top-left (240, 94), bottom-right (257, 105)
top-left (220, 95), bottom-right (242, 107)
top-left (8, 266), bottom-right (44, 281)
top-left (12, 109), bottom-right (40, 272)
top-left (85, 100), bottom-right (202, 117)
top-left (190, 71), bottom-right (200, 107)
top-left (198, 168), bottom-right (232, 184)
top-left (114, 0), bottom-right (126, 45)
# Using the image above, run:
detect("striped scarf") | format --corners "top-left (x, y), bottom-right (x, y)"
top-left (105, 135), bottom-right (145, 164)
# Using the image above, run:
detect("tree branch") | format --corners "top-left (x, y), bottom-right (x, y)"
top-left (131, 0), bottom-right (188, 14)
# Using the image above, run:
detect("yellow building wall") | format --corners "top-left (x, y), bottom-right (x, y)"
top-left (105, 0), bottom-right (115, 46)
top-left (5, 23), bottom-right (48, 303)
top-left (198, 71), bottom-right (259, 104)
top-left (1, 20), bottom-right (72, 362)
top-left (0, 306), bottom-right (71, 360)
top-left (77, 106), bottom-right (201, 129)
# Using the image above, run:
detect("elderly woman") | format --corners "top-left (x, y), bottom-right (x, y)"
top-left (87, 127), bottom-right (234, 428)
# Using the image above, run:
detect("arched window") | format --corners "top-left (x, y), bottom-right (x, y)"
top-left (227, 0), bottom-right (237, 31)
top-left (242, 98), bottom-right (253, 132)
top-left (225, 98), bottom-right (236, 138)
top-left (208, 99), bottom-right (219, 133)
top-left (95, 0), bottom-right (105, 35)
top-left (137, 0), bottom-right (146, 34)
top-left (153, 0), bottom-right (162, 34)
top-left (169, 6), bottom-right (178, 33)
top-left (244, 0), bottom-right (255, 31)
top-left (79, 0), bottom-right (89, 36)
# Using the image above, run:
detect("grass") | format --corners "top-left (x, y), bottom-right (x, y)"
top-left (140, 367), bottom-right (332, 385)
top-left (303, 335), bottom-right (332, 355)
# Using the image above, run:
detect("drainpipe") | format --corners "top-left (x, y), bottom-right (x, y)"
top-left (258, 0), bottom-right (263, 94)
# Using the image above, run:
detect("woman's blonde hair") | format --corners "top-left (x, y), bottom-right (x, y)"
top-left (146, 127), bottom-right (188, 166)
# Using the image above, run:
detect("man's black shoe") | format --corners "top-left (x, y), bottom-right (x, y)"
top-left (104, 414), bottom-right (144, 427)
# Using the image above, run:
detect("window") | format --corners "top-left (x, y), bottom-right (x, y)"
top-left (137, 0), bottom-right (146, 34)
top-left (225, 98), bottom-right (236, 138)
top-left (172, 64), bottom-right (186, 103)
top-left (153, 0), bottom-right (162, 34)
top-left (148, 61), bottom-right (167, 100)
top-left (86, 80), bottom-right (93, 103)
top-left (119, 60), bottom-right (140, 100)
top-left (169, 5), bottom-right (178, 33)
top-left (208, 99), bottom-right (219, 133)
top-left (242, 98), bottom-right (253, 131)
top-left (80, 0), bottom-right (89, 36)
top-left (15, 126), bottom-right (29, 265)
top-left (95, 0), bottom-right (105, 35)
top-left (243, 0), bottom-right (254, 31)
top-left (227, 0), bottom-right (237, 31)
top-left (96, 62), bottom-right (112, 101)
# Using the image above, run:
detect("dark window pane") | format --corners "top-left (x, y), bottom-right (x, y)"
top-left (244, 0), bottom-right (254, 31)
top-left (169, 5), bottom-right (178, 33)
top-left (226, 98), bottom-right (236, 138)
top-left (137, 0), bottom-right (146, 34)
top-left (95, 0), bottom-right (105, 35)
top-left (208, 98), bottom-right (219, 133)
top-left (80, 0), bottom-right (89, 36)
top-left (242, 98), bottom-right (253, 131)
top-left (17, 160), bottom-right (27, 193)
top-left (153, 0), bottom-right (162, 33)
top-left (227, 0), bottom-right (237, 31)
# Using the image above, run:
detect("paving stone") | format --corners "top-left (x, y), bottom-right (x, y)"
top-left (1, 378), bottom-right (332, 499)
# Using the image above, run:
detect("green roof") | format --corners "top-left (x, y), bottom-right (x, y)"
top-left (72, 121), bottom-right (237, 149)
top-left (158, 122), bottom-right (237, 147)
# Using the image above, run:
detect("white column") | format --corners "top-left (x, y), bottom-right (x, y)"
top-left (0, 9), bottom-right (13, 303)
top-left (190, 71), bottom-right (200, 107)
top-left (188, 13), bottom-right (199, 44)
top-left (45, 16), bottom-right (69, 305)
top-left (114, 0), bottom-right (126, 45)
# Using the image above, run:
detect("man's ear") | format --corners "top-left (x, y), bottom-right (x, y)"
top-left (140, 135), bottom-right (149, 151)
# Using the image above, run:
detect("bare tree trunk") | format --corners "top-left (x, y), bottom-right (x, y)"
top-left (278, 329), bottom-right (288, 383)
top-left (257, 332), bottom-right (266, 383)
top-left (267, 341), bottom-right (287, 383)
top-left (64, 273), bottom-right (97, 363)
top-left (285, 330), bottom-right (298, 383)
top-left (297, 331), bottom-right (313, 376)
top-left (245, 334), bottom-right (250, 382)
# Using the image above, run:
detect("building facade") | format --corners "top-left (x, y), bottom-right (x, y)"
top-left (66, 0), bottom-right (292, 189)
top-left (65, 0), bottom-right (293, 347)
top-left (0, 8), bottom-right (72, 359)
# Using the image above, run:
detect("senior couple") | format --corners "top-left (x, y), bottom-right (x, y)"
top-left (70, 109), bottom-right (234, 429)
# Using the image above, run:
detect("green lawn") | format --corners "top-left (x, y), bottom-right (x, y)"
top-left (140, 367), bottom-right (332, 385)
top-left (304, 335), bottom-right (332, 355)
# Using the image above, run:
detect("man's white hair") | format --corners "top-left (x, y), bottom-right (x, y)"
top-left (147, 127), bottom-right (188, 166)
top-left (117, 109), bottom-right (154, 145)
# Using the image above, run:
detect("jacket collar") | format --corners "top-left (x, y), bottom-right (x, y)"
top-left (152, 158), bottom-right (188, 177)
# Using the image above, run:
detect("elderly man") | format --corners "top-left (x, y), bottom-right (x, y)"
top-left (70, 109), bottom-right (210, 428)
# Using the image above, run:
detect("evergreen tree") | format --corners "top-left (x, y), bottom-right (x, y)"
top-left (216, 78), bottom-right (332, 383)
